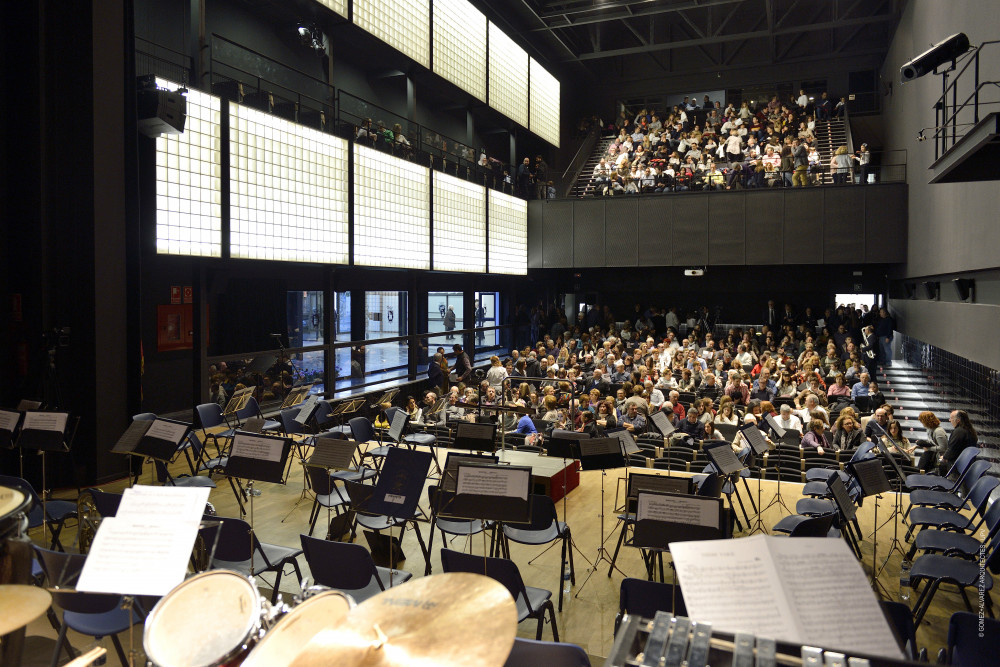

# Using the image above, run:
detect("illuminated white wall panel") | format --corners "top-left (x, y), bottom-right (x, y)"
top-left (315, 0), bottom-right (347, 18)
top-left (488, 190), bottom-right (527, 275)
top-left (354, 144), bottom-right (430, 269)
top-left (433, 172), bottom-right (485, 273)
top-left (433, 0), bottom-right (487, 101)
top-left (154, 79), bottom-right (222, 257)
top-left (229, 103), bottom-right (349, 264)
top-left (530, 58), bottom-right (561, 148)
top-left (354, 0), bottom-right (430, 68)
top-left (488, 23), bottom-right (528, 128)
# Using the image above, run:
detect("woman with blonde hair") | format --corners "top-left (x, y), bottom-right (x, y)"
top-left (832, 145), bottom-right (852, 184)
top-left (486, 355), bottom-right (507, 392)
top-left (715, 397), bottom-right (738, 425)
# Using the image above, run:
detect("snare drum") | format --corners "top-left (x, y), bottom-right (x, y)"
top-left (241, 590), bottom-right (354, 667)
top-left (144, 570), bottom-right (263, 667)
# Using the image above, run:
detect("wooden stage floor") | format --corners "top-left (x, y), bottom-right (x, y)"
top-left (16, 442), bottom-right (979, 666)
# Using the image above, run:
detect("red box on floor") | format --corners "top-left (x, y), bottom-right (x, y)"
top-left (540, 459), bottom-right (580, 503)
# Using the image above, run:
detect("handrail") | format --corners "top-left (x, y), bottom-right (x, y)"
top-left (843, 103), bottom-right (854, 156)
top-left (211, 33), bottom-right (333, 91)
top-left (933, 40), bottom-right (1000, 159)
top-left (559, 127), bottom-right (599, 197)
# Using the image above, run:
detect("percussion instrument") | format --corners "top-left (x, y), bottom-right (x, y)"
top-left (143, 570), bottom-right (265, 667)
top-left (290, 572), bottom-right (517, 667)
top-left (240, 590), bottom-right (353, 667)
top-left (0, 484), bottom-right (29, 542)
top-left (0, 585), bottom-right (52, 635)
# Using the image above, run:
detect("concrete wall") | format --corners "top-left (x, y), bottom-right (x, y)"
top-left (881, 0), bottom-right (1000, 369)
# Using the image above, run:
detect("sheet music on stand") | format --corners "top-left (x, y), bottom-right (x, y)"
top-left (18, 412), bottom-right (70, 452)
top-left (440, 463), bottom-right (533, 523)
top-left (0, 409), bottom-right (21, 449)
top-left (634, 491), bottom-right (724, 543)
top-left (222, 386), bottom-right (254, 418)
top-left (294, 395), bottom-right (321, 425)
top-left (387, 410), bottom-right (409, 444)
top-left (874, 440), bottom-right (908, 485)
top-left (226, 432), bottom-right (292, 484)
top-left (669, 535), bottom-right (905, 661)
top-left (241, 417), bottom-right (265, 434)
top-left (132, 418), bottom-right (191, 463)
top-left (77, 485), bottom-right (211, 596)
top-left (441, 452), bottom-right (498, 493)
top-left (307, 437), bottom-right (359, 471)
top-left (650, 411), bottom-right (676, 438)
top-left (280, 384), bottom-right (314, 410)
top-left (628, 473), bottom-right (692, 499)
top-left (828, 475), bottom-right (858, 522)
top-left (578, 437), bottom-right (627, 471)
top-left (739, 423), bottom-right (771, 456)
top-left (763, 414), bottom-right (786, 439)
top-left (16, 400), bottom-right (42, 411)
top-left (850, 458), bottom-right (892, 497)
top-left (452, 422), bottom-right (497, 452)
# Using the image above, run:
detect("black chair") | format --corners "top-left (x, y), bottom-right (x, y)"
top-left (503, 638), bottom-right (591, 667)
top-left (0, 475), bottom-right (76, 551)
top-left (907, 499), bottom-right (1000, 561)
top-left (304, 465), bottom-right (350, 536)
top-left (34, 546), bottom-right (141, 667)
top-left (440, 548), bottom-right (558, 641)
top-left (500, 494), bottom-right (575, 612)
top-left (299, 534), bottom-right (410, 603)
top-left (427, 485), bottom-right (491, 556)
top-left (909, 528), bottom-right (999, 625)
top-left (880, 601), bottom-right (922, 661)
top-left (614, 577), bottom-right (686, 634)
top-left (946, 611), bottom-right (1000, 666)
top-left (203, 516), bottom-right (303, 603)
top-left (904, 475), bottom-right (998, 542)
top-left (905, 459), bottom-right (993, 518)
top-left (788, 513), bottom-right (835, 537)
top-left (904, 446), bottom-right (979, 492)
top-left (349, 416), bottom-right (391, 472)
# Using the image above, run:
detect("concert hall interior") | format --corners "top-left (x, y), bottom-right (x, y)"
top-left (3, 0), bottom-right (1000, 665)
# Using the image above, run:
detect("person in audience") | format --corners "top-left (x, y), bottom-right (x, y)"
top-left (621, 402), bottom-right (646, 434)
top-left (851, 143), bottom-right (872, 184)
top-left (832, 146), bottom-right (852, 184)
top-left (882, 419), bottom-right (915, 461)
top-left (404, 395), bottom-right (423, 424)
top-left (850, 372), bottom-right (870, 400)
top-left (864, 408), bottom-right (890, 441)
top-left (941, 410), bottom-right (978, 473)
top-left (801, 418), bottom-right (831, 455)
top-left (775, 403), bottom-right (803, 432)
top-left (826, 373), bottom-right (850, 399)
top-left (714, 397), bottom-right (738, 426)
top-left (703, 421), bottom-right (726, 441)
top-left (868, 381), bottom-right (886, 410)
top-left (516, 157), bottom-right (532, 198)
top-left (595, 399), bottom-right (617, 430)
top-left (541, 395), bottom-right (560, 422)
top-left (677, 408), bottom-right (706, 440)
top-left (486, 355), bottom-right (507, 392)
top-left (832, 413), bottom-right (863, 451)
top-left (795, 393), bottom-right (827, 425)
top-left (915, 411), bottom-right (949, 471)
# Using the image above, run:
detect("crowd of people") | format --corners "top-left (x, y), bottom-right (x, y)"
top-left (582, 92), bottom-right (872, 196)
top-left (404, 300), bottom-right (977, 474)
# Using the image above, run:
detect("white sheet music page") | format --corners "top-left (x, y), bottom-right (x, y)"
top-left (670, 535), bottom-right (799, 640)
top-left (22, 411), bottom-right (68, 433)
top-left (231, 433), bottom-right (284, 462)
top-left (145, 419), bottom-right (189, 445)
top-left (77, 485), bottom-right (210, 596)
top-left (0, 410), bottom-right (19, 432)
top-left (456, 465), bottom-right (531, 500)
top-left (637, 493), bottom-right (719, 528)
top-left (771, 537), bottom-right (904, 660)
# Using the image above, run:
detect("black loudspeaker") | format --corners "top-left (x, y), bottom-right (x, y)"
top-left (138, 83), bottom-right (187, 137)
top-left (953, 278), bottom-right (975, 302)
top-left (922, 281), bottom-right (940, 300)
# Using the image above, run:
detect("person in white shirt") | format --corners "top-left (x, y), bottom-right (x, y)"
top-left (795, 394), bottom-right (829, 426)
top-left (796, 89), bottom-right (809, 110)
top-left (775, 403), bottom-right (803, 433)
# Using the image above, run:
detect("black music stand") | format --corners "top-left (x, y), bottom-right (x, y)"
top-left (849, 457), bottom-right (893, 598)
top-left (649, 410), bottom-right (676, 441)
top-left (133, 418), bottom-right (193, 485)
top-left (633, 491), bottom-right (727, 582)
top-left (607, 471), bottom-right (693, 577)
top-left (354, 447), bottom-right (433, 575)
top-left (739, 423), bottom-right (775, 535)
top-left (540, 431), bottom-right (595, 586)
top-left (224, 431), bottom-right (292, 574)
top-left (703, 442), bottom-right (752, 533)
top-left (328, 398), bottom-right (365, 431)
top-left (1, 409), bottom-right (24, 478)
top-left (17, 411), bottom-right (74, 546)
top-left (828, 474), bottom-right (863, 559)
top-left (221, 386), bottom-right (255, 428)
top-left (873, 439), bottom-right (908, 575)
top-left (577, 437), bottom-right (629, 593)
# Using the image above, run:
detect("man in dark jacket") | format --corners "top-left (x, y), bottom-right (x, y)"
top-left (452, 344), bottom-right (472, 384)
top-left (875, 308), bottom-right (895, 367)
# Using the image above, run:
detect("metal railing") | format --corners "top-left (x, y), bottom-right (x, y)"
top-left (933, 40), bottom-right (1000, 160)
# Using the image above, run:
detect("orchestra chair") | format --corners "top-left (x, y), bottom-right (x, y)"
top-left (499, 494), bottom-right (575, 612)
top-left (945, 611), bottom-right (1000, 666)
top-left (904, 447), bottom-right (979, 492)
top-left (304, 465), bottom-right (350, 536)
top-left (349, 416), bottom-right (391, 473)
top-left (203, 515), bottom-right (303, 604)
top-left (34, 546), bottom-right (142, 667)
top-left (909, 528), bottom-right (999, 625)
top-left (503, 638), bottom-right (590, 667)
top-left (440, 548), bottom-right (559, 641)
top-left (614, 578), bottom-right (686, 635)
top-left (0, 475), bottom-right (76, 552)
top-left (879, 601), bottom-right (923, 661)
top-left (299, 534), bottom-right (411, 603)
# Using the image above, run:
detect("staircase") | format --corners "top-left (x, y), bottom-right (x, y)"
top-left (812, 118), bottom-right (847, 184)
top-left (571, 134), bottom-right (616, 197)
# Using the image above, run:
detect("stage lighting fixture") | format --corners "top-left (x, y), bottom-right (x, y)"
top-left (900, 33), bottom-right (970, 82)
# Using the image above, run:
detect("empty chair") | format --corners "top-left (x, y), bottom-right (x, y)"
top-left (907, 500), bottom-right (1000, 561)
top-left (909, 529), bottom-right (999, 625)
top-left (904, 447), bottom-right (979, 492)
top-left (203, 515), bottom-right (303, 603)
top-left (881, 601), bottom-right (922, 661)
top-left (35, 546), bottom-right (141, 667)
top-left (614, 577), bottom-right (686, 635)
top-left (905, 459), bottom-right (993, 518)
top-left (946, 611), bottom-right (1000, 667)
top-left (904, 475), bottom-right (998, 542)
top-left (788, 513), bottom-right (835, 537)
top-left (304, 466), bottom-right (350, 536)
top-left (0, 475), bottom-right (76, 551)
top-left (300, 534), bottom-right (410, 603)
top-left (440, 548), bottom-right (558, 641)
top-left (501, 494), bottom-right (575, 612)
top-left (349, 416), bottom-right (391, 471)
top-left (427, 485), bottom-right (490, 554)
top-left (503, 638), bottom-right (591, 667)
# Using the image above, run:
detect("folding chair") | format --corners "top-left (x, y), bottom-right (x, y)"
top-left (440, 548), bottom-right (558, 641)
top-left (299, 534), bottom-right (410, 603)
top-left (500, 494), bottom-right (575, 612)
top-left (203, 515), bottom-right (303, 604)
top-left (0, 475), bottom-right (76, 551)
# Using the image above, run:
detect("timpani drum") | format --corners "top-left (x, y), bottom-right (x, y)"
top-left (143, 570), bottom-right (263, 667)
top-left (240, 589), bottom-right (354, 667)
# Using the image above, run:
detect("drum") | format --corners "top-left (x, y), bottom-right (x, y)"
top-left (0, 484), bottom-right (30, 542)
top-left (144, 570), bottom-right (263, 667)
top-left (241, 590), bottom-right (354, 667)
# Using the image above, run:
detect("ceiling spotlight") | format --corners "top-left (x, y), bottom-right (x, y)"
top-left (917, 130), bottom-right (927, 142)
top-left (296, 22), bottom-right (326, 55)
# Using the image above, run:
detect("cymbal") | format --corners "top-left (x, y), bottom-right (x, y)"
top-left (0, 585), bottom-right (52, 635)
top-left (290, 573), bottom-right (517, 667)
top-left (0, 485), bottom-right (26, 517)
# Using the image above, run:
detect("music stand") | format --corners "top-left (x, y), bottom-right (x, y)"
top-left (280, 383), bottom-right (314, 410)
top-left (354, 447), bottom-right (433, 576)
top-left (541, 430), bottom-right (595, 593)
top-left (738, 423), bottom-right (775, 535)
top-left (224, 431), bottom-right (292, 574)
top-left (748, 419), bottom-right (792, 522)
top-left (633, 491), bottom-right (727, 582)
top-left (441, 463), bottom-right (533, 524)
top-left (441, 452), bottom-right (499, 493)
top-left (703, 442), bottom-right (753, 534)
top-left (221, 387), bottom-right (254, 426)
top-left (849, 457), bottom-right (893, 598)
top-left (828, 474), bottom-right (863, 560)
top-left (370, 389), bottom-right (399, 409)
top-left (649, 411), bottom-right (676, 440)
top-left (577, 437), bottom-right (629, 593)
top-left (17, 411), bottom-right (73, 545)
top-left (298, 437), bottom-right (361, 531)
top-left (873, 439), bottom-right (908, 574)
top-left (0, 409), bottom-right (20, 450)
top-left (448, 421), bottom-right (495, 453)
top-left (763, 413), bottom-right (786, 440)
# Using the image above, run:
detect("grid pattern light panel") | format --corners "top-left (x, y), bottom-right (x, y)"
top-left (433, 0), bottom-right (487, 102)
top-left (433, 172), bottom-right (485, 273)
top-left (354, 0), bottom-right (429, 68)
top-left (229, 103), bottom-right (349, 263)
top-left (488, 190), bottom-right (527, 275)
top-left (154, 78), bottom-right (221, 257)
top-left (315, 0), bottom-right (347, 18)
top-left (488, 23), bottom-right (528, 128)
top-left (354, 144), bottom-right (430, 269)
top-left (530, 58), bottom-right (561, 148)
